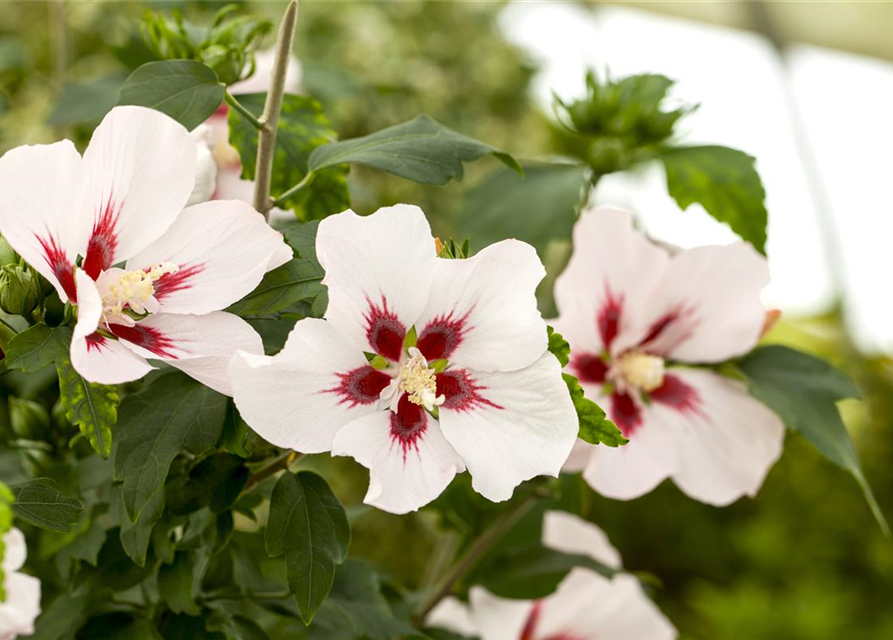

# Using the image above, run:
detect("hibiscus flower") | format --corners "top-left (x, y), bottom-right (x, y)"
top-left (230, 204), bottom-right (577, 513)
top-left (0, 106), bottom-right (291, 395)
top-left (0, 528), bottom-right (41, 640)
top-left (554, 207), bottom-right (784, 505)
top-left (427, 511), bottom-right (676, 640)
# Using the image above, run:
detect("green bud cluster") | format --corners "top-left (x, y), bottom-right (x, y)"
top-left (142, 5), bottom-right (273, 86)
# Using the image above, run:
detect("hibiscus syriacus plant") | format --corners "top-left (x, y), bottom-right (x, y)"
top-left (0, 2), bottom-right (884, 639)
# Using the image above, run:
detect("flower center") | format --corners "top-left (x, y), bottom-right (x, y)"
top-left (612, 351), bottom-right (665, 393)
top-left (396, 347), bottom-right (444, 412)
top-left (101, 262), bottom-right (178, 320)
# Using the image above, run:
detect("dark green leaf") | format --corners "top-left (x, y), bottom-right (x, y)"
top-left (563, 374), bottom-right (627, 447)
top-left (162, 612), bottom-right (225, 640)
top-left (661, 145), bottom-right (768, 254)
top-left (116, 488), bottom-right (165, 567)
top-left (47, 75), bottom-right (124, 127)
top-left (158, 551), bottom-right (200, 615)
top-left (547, 326), bottom-right (570, 368)
top-left (9, 479), bottom-right (83, 532)
top-left (227, 259), bottom-right (324, 318)
top-left (31, 592), bottom-right (95, 640)
top-left (118, 60), bottom-right (224, 130)
top-left (265, 471), bottom-right (350, 624)
top-left (56, 516), bottom-right (109, 568)
top-left (229, 93), bottom-right (349, 219)
top-left (75, 613), bottom-right (162, 640)
top-left (456, 162), bottom-right (589, 256)
top-left (5, 324), bottom-right (71, 373)
top-left (114, 372), bottom-right (227, 521)
top-left (309, 114), bottom-right (522, 186)
top-left (737, 345), bottom-right (888, 534)
top-left (167, 453), bottom-right (249, 516)
top-left (56, 359), bottom-right (119, 459)
top-left (72, 530), bottom-right (156, 596)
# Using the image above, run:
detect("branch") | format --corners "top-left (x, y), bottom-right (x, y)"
top-left (242, 450), bottom-right (301, 494)
top-left (225, 90), bottom-right (264, 130)
top-left (252, 0), bottom-right (299, 220)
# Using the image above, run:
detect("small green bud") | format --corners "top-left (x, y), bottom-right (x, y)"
top-left (0, 265), bottom-right (42, 317)
top-left (0, 237), bottom-right (18, 267)
top-left (9, 397), bottom-right (51, 440)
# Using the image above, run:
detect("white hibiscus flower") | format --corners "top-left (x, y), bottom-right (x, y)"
top-left (0, 528), bottom-right (40, 640)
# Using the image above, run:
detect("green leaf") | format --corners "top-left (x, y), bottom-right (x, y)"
top-left (114, 487), bottom-right (165, 567)
top-left (72, 529), bottom-right (157, 596)
top-left (57, 516), bottom-right (109, 568)
top-left (228, 93), bottom-right (349, 219)
top-left (114, 372), bottom-right (227, 522)
top-left (166, 453), bottom-right (249, 516)
top-left (118, 60), bottom-right (224, 130)
top-left (56, 359), bottom-right (119, 459)
top-left (47, 75), bottom-right (124, 127)
top-left (158, 551), bottom-right (200, 615)
top-left (661, 145), bottom-right (768, 254)
top-left (265, 471), bottom-right (351, 624)
top-left (737, 345), bottom-right (888, 534)
top-left (308, 114), bottom-right (522, 186)
top-left (547, 326), bottom-right (570, 368)
top-left (9, 479), bottom-right (84, 532)
top-left (563, 374), bottom-right (627, 447)
top-left (31, 592), bottom-right (95, 640)
top-left (5, 324), bottom-right (71, 373)
top-left (307, 560), bottom-right (423, 640)
top-left (456, 162), bottom-right (589, 256)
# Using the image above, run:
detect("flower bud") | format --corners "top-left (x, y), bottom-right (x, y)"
top-left (0, 265), bottom-right (42, 317)
top-left (9, 397), bottom-right (51, 441)
top-left (0, 236), bottom-right (19, 267)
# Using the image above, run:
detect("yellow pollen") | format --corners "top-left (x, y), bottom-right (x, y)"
top-left (101, 262), bottom-right (178, 318)
top-left (398, 348), bottom-right (445, 411)
top-left (614, 351), bottom-right (665, 393)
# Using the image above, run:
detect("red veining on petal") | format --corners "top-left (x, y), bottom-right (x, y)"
top-left (416, 310), bottom-right (470, 361)
top-left (85, 333), bottom-right (107, 352)
top-left (35, 233), bottom-right (77, 301)
top-left (390, 393), bottom-right (427, 462)
top-left (109, 323), bottom-right (178, 359)
top-left (325, 366), bottom-right (392, 408)
top-left (364, 296), bottom-right (406, 362)
top-left (571, 352), bottom-right (609, 385)
top-left (83, 197), bottom-right (121, 279)
top-left (650, 374), bottom-right (701, 414)
top-left (520, 601), bottom-right (543, 640)
top-left (153, 263), bottom-right (205, 300)
top-left (638, 305), bottom-right (698, 356)
top-left (436, 369), bottom-right (503, 413)
top-left (611, 390), bottom-right (643, 437)
top-left (597, 284), bottom-right (624, 350)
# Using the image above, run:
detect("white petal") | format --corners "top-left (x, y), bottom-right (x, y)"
top-left (113, 312), bottom-right (263, 396)
top-left (126, 200), bottom-right (291, 315)
top-left (667, 369), bottom-right (784, 506)
top-left (79, 106), bottom-right (196, 275)
top-left (230, 318), bottom-right (382, 453)
top-left (466, 587), bottom-right (533, 640)
top-left (2, 528), bottom-right (26, 573)
top-left (537, 569), bottom-right (676, 640)
top-left (0, 571), bottom-right (41, 639)
top-left (70, 269), bottom-right (154, 385)
top-left (642, 243), bottom-right (769, 363)
top-left (415, 240), bottom-right (547, 372)
top-left (317, 205), bottom-right (436, 359)
top-left (553, 206), bottom-right (669, 357)
top-left (425, 598), bottom-right (477, 637)
top-left (542, 511), bottom-right (622, 570)
top-left (438, 353), bottom-right (577, 503)
top-left (229, 49), bottom-right (302, 95)
top-left (0, 140), bottom-right (85, 302)
top-left (186, 123), bottom-right (219, 206)
top-left (331, 402), bottom-right (465, 514)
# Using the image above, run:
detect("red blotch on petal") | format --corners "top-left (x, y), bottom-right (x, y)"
top-left (571, 352), bottom-right (609, 385)
top-left (597, 285), bottom-right (624, 350)
top-left (35, 234), bottom-right (77, 301)
top-left (611, 390), bottom-right (643, 437)
top-left (390, 393), bottom-right (428, 461)
top-left (364, 296), bottom-right (406, 362)
top-left (416, 310), bottom-right (469, 361)
top-left (85, 333), bottom-right (106, 352)
top-left (154, 263), bottom-right (205, 301)
top-left (650, 374), bottom-right (701, 414)
top-left (109, 323), bottom-right (178, 359)
top-left (326, 365), bottom-right (391, 408)
top-left (83, 198), bottom-right (120, 280)
top-left (437, 369), bottom-right (503, 413)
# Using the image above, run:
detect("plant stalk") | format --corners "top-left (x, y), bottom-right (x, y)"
top-left (242, 450), bottom-right (301, 494)
top-left (253, 0), bottom-right (299, 220)
top-left (225, 90), bottom-right (264, 130)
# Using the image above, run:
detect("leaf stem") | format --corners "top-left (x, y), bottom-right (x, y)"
top-left (242, 450), bottom-right (301, 494)
top-left (272, 169), bottom-right (315, 208)
top-left (253, 0), bottom-right (299, 220)
top-left (411, 490), bottom-right (541, 627)
top-left (225, 90), bottom-right (264, 130)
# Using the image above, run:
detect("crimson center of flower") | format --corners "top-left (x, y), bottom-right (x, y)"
top-left (611, 350), bottom-right (666, 393)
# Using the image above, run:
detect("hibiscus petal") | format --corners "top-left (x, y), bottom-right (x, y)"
top-left (331, 399), bottom-right (465, 514)
top-left (466, 587), bottom-right (534, 640)
top-left (425, 598), bottom-right (478, 638)
top-left (316, 205), bottom-right (436, 359)
top-left (553, 207), bottom-right (670, 357)
top-left (70, 269), bottom-right (154, 384)
top-left (2, 528), bottom-right (27, 573)
top-left (414, 240), bottom-right (547, 372)
top-left (112, 312), bottom-right (263, 396)
top-left (126, 200), bottom-right (291, 315)
top-left (79, 106), bottom-right (196, 276)
top-left (664, 369), bottom-right (784, 506)
top-left (542, 511), bottom-right (622, 570)
top-left (438, 353), bottom-right (577, 502)
top-left (0, 140), bottom-right (85, 302)
top-left (230, 318), bottom-right (382, 453)
top-left (640, 243), bottom-right (769, 362)
top-left (0, 570), bottom-right (41, 638)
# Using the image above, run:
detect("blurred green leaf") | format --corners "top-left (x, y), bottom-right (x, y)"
top-left (661, 145), bottom-right (768, 254)
top-left (115, 487), bottom-right (164, 567)
top-left (563, 374), bottom-right (626, 447)
top-left (158, 551), bottom-right (200, 615)
top-left (5, 324), bottom-right (70, 373)
top-left (48, 76), bottom-right (125, 127)
top-left (114, 372), bottom-right (227, 522)
top-left (309, 114), bottom-right (522, 186)
top-left (265, 470), bottom-right (350, 625)
top-left (166, 453), bottom-right (249, 516)
top-left (738, 345), bottom-right (888, 534)
top-left (118, 60), bottom-right (224, 130)
top-left (9, 478), bottom-right (83, 532)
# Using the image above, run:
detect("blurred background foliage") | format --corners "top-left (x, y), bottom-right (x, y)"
top-left (1, 2), bottom-right (892, 639)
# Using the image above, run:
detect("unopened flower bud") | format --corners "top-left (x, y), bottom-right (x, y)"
top-left (0, 265), bottom-right (42, 317)
top-left (0, 236), bottom-right (19, 267)
top-left (9, 397), bottom-right (51, 441)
